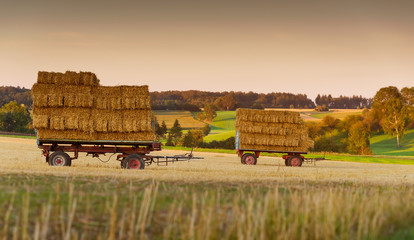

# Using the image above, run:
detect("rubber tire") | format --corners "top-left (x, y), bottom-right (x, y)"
top-left (288, 155), bottom-right (303, 167)
top-left (124, 154), bottom-right (145, 170)
top-left (49, 151), bottom-right (71, 167)
top-left (242, 153), bottom-right (257, 165)
top-left (241, 156), bottom-right (246, 164)
top-left (285, 159), bottom-right (290, 166)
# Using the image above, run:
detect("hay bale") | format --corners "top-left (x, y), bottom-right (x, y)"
top-left (50, 116), bottom-right (65, 130)
top-left (33, 94), bottom-right (49, 108)
top-left (64, 71), bottom-right (80, 85)
top-left (92, 86), bottom-right (122, 110)
top-left (124, 132), bottom-right (154, 141)
top-left (236, 108), bottom-right (301, 123)
top-left (33, 115), bottom-right (49, 129)
top-left (47, 94), bottom-right (64, 107)
top-left (79, 72), bottom-right (100, 86)
top-left (37, 129), bottom-right (95, 140)
top-left (37, 72), bottom-right (54, 84)
top-left (65, 116), bottom-right (79, 130)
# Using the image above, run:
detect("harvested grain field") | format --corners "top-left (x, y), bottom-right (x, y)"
top-left (1, 136), bottom-right (414, 240)
top-left (1, 137), bottom-right (413, 183)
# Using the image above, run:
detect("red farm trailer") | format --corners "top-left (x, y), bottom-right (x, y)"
top-left (37, 138), bottom-right (202, 169)
top-left (235, 131), bottom-right (325, 167)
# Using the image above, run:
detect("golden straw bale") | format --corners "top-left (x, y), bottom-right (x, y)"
top-left (78, 117), bottom-right (92, 132)
top-left (124, 132), bottom-right (154, 141)
top-left (50, 116), bottom-right (65, 130)
top-left (52, 72), bottom-right (65, 85)
top-left (33, 115), bottom-right (49, 129)
top-left (33, 107), bottom-right (91, 117)
top-left (37, 129), bottom-right (94, 140)
top-left (47, 94), bottom-right (64, 107)
top-left (65, 116), bottom-right (79, 130)
top-left (108, 115), bottom-right (123, 132)
top-left (32, 94), bottom-right (49, 108)
top-left (64, 71), bottom-right (81, 85)
top-left (121, 85), bottom-right (149, 96)
top-left (109, 97), bottom-right (122, 110)
top-left (37, 71), bottom-right (54, 84)
top-left (79, 72), bottom-right (100, 86)
top-left (96, 132), bottom-right (125, 141)
top-left (94, 118), bottom-right (108, 132)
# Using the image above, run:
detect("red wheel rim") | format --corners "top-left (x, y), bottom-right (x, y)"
top-left (54, 157), bottom-right (65, 166)
top-left (128, 159), bottom-right (141, 169)
top-left (290, 157), bottom-right (301, 167)
top-left (245, 156), bottom-right (255, 165)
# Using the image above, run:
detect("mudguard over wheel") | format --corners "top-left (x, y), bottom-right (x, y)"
top-left (49, 151), bottom-right (71, 166)
top-left (242, 153), bottom-right (257, 165)
top-left (288, 155), bottom-right (303, 167)
top-left (123, 154), bottom-right (145, 169)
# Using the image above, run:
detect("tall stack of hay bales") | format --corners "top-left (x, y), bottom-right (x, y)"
top-left (32, 71), bottom-right (154, 141)
top-left (236, 108), bottom-right (314, 152)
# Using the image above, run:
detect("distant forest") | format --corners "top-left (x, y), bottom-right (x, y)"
top-left (0, 86), bottom-right (372, 110)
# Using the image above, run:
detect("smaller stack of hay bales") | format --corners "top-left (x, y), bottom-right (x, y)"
top-left (32, 71), bottom-right (154, 142)
top-left (236, 109), bottom-right (314, 152)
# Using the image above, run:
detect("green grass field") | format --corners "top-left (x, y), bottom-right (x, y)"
top-left (203, 111), bottom-right (236, 142)
top-left (370, 129), bottom-right (414, 157)
top-left (310, 110), bottom-right (362, 119)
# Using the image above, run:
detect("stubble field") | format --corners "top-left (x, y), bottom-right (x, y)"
top-left (1, 136), bottom-right (414, 239)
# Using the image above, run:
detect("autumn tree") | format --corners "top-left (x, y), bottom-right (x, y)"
top-left (372, 86), bottom-right (409, 147)
top-left (347, 121), bottom-right (372, 155)
top-left (0, 101), bottom-right (32, 133)
top-left (401, 87), bottom-right (414, 126)
top-left (204, 104), bottom-right (217, 122)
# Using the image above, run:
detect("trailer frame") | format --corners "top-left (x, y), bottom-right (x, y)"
top-left (37, 139), bottom-right (202, 169)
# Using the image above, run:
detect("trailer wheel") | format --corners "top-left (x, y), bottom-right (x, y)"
top-left (49, 151), bottom-right (71, 167)
top-left (241, 156), bottom-right (246, 164)
top-left (242, 153), bottom-right (257, 165)
top-left (285, 159), bottom-right (289, 166)
top-left (124, 154), bottom-right (145, 170)
top-left (288, 155), bottom-right (302, 167)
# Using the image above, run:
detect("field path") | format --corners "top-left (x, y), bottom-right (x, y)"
top-left (1, 136), bottom-right (413, 184)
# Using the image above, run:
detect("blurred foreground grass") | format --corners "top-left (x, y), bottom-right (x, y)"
top-left (1, 174), bottom-right (413, 240)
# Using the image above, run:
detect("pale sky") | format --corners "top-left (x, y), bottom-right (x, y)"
top-left (1, 0), bottom-right (413, 100)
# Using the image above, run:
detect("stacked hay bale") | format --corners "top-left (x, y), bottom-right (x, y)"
top-left (32, 71), bottom-right (154, 141)
top-left (235, 108), bottom-right (314, 152)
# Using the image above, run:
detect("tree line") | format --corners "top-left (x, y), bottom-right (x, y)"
top-left (1, 86), bottom-right (372, 111)
top-left (315, 94), bottom-right (372, 109)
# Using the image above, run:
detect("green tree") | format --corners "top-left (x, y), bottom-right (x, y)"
top-left (165, 133), bottom-right (174, 146)
top-left (154, 117), bottom-right (165, 139)
top-left (202, 124), bottom-right (211, 136)
top-left (372, 87), bottom-right (409, 147)
top-left (204, 104), bottom-right (217, 122)
top-left (321, 115), bottom-right (339, 137)
top-left (182, 129), bottom-right (204, 148)
top-left (169, 119), bottom-right (183, 145)
top-left (181, 131), bottom-right (194, 148)
top-left (160, 121), bottom-right (167, 136)
top-left (0, 101), bottom-right (32, 133)
top-left (347, 121), bottom-right (372, 155)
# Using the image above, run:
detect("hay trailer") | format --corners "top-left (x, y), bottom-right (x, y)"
top-left (37, 139), bottom-right (202, 169)
top-left (235, 133), bottom-right (324, 167)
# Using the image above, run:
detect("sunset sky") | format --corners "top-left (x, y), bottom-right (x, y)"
top-left (1, 0), bottom-right (413, 100)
